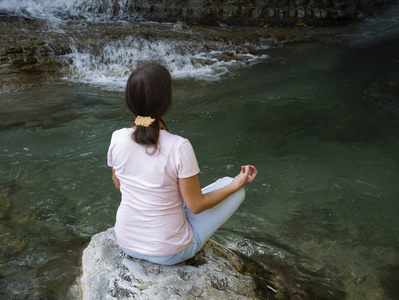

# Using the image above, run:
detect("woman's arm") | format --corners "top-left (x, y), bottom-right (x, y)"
top-left (111, 167), bottom-right (120, 189)
top-left (179, 165), bottom-right (257, 214)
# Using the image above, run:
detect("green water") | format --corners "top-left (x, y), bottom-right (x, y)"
top-left (1, 25), bottom-right (399, 300)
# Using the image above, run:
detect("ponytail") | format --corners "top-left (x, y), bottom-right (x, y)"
top-left (125, 63), bottom-right (172, 154)
top-left (133, 117), bottom-right (169, 154)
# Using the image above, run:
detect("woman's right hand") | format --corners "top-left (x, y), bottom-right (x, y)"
top-left (231, 165), bottom-right (258, 190)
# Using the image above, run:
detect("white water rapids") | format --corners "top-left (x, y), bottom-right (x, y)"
top-left (0, 0), bottom-right (138, 21)
top-left (64, 36), bottom-right (268, 88)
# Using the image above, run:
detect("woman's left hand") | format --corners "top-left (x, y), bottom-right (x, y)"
top-left (231, 165), bottom-right (257, 190)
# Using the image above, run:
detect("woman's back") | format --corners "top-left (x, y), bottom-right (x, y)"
top-left (108, 128), bottom-right (199, 256)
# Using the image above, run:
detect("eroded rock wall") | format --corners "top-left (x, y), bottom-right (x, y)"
top-left (132, 0), bottom-right (393, 26)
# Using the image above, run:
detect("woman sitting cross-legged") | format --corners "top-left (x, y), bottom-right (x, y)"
top-left (107, 63), bottom-right (257, 265)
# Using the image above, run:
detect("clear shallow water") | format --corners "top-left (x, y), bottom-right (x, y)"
top-left (208, 38), bottom-right (399, 298)
top-left (1, 2), bottom-right (399, 299)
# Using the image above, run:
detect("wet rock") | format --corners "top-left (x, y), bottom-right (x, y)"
top-left (173, 20), bottom-right (188, 30)
top-left (0, 17), bottom-right (74, 92)
top-left (69, 227), bottom-right (307, 299)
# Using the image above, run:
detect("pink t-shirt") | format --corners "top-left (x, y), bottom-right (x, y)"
top-left (107, 128), bottom-right (200, 256)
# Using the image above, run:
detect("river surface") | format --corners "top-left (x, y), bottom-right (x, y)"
top-left (0, 0), bottom-right (399, 299)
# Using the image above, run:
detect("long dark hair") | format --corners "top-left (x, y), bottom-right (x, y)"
top-left (125, 63), bottom-right (172, 153)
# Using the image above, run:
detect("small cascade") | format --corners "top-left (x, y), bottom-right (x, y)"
top-left (63, 33), bottom-right (268, 88)
top-left (0, 0), bottom-right (272, 88)
top-left (0, 0), bottom-right (138, 21)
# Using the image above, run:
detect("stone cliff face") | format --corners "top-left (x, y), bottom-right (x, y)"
top-left (132, 0), bottom-right (392, 26)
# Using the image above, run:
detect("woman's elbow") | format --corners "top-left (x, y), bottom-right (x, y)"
top-left (187, 205), bottom-right (203, 215)
top-left (185, 202), bottom-right (205, 215)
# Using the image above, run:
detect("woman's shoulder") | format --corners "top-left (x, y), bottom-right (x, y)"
top-left (112, 127), bottom-right (133, 135)
top-left (111, 128), bottom-right (133, 140)
top-left (160, 130), bottom-right (190, 144)
top-left (160, 131), bottom-right (196, 155)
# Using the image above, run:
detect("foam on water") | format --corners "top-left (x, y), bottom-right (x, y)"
top-left (63, 36), bottom-right (269, 88)
top-left (0, 0), bottom-right (138, 22)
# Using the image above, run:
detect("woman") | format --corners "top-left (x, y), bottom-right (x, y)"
top-left (107, 63), bottom-right (257, 265)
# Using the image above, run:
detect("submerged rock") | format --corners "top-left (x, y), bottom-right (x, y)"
top-left (69, 228), bottom-right (305, 299)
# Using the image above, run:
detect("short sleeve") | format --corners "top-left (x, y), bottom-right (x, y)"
top-left (177, 139), bottom-right (200, 178)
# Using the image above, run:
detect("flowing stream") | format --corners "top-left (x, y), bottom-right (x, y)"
top-left (0, 0), bottom-right (399, 299)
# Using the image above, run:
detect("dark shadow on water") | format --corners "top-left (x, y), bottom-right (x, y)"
top-left (379, 264), bottom-right (399, 300)
top-left (215, 230), bottom-right (347, 299)
top-left (36, 237), bottom-right (90, 299)
top-left (243, 248), bottom-right (346, 299)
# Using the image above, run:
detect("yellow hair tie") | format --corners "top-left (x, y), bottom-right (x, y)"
top-left (135, 116), bottom-right (156, 127)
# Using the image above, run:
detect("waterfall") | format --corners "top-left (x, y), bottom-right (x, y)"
top-left (0, 0), bottom-right (138, 21)
top-left (63, 35), bottom-right (268, 88)
top-left (0, 0), bottom-right (271, 88)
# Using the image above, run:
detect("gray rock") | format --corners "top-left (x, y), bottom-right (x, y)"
top-left (70, 228), bottom-right (263, 299)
